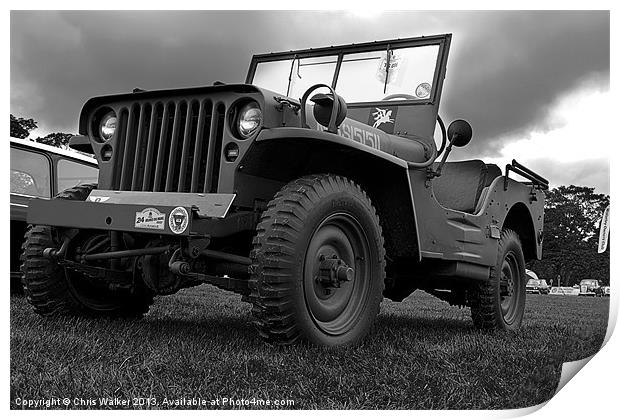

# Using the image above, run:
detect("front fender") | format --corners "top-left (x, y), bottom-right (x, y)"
top-left (235, 129), bottom-right (421, 261)
top-left (255, 127), bottom-right (409, 168)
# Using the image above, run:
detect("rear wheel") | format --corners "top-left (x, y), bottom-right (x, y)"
top-left (20, 184), bottom-right (153, 318)
top-left (249, 174), bottom-right (385, 346)
top-left (470, 229), bottom-right (526, 331)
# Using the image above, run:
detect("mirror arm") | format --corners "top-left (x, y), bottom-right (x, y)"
top-left (429, 134), bottom-right (457, 178)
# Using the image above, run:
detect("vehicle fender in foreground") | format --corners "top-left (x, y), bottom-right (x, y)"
top-left (238, 128), bottom-right (422, 260)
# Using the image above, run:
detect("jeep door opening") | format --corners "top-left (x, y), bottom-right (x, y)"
top-left (21, 34), bottom-right (547, 347)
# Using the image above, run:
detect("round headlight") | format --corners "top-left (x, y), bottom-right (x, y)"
top-left (99, 111), bottom-right (117, 141)
top-left (237, 102), bottom-right (262, 138)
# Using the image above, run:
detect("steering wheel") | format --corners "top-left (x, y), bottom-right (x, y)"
top-left (382, 93), bottom-right (418, 101)
top-left (381, 94), bottom-right (447, 156)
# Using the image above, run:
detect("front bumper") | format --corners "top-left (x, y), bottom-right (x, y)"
top-left (27, 190), bottom-right (236, 237)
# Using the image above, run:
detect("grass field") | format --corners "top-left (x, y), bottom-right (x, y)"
top-left (10, 286), bottom-right (609, 410)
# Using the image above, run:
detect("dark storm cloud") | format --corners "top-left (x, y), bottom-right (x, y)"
top-left (11, 10), bottom-right (609, 158)
top-left (440, 11), bottom-right (609, 156)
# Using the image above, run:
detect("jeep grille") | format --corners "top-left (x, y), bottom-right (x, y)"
top-left (112, 99), bottom-right (225, 193)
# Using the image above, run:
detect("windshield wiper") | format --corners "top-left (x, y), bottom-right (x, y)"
top-left (286, 55), bottom-right (302, 97)
top-left (383, 44), bottom-right (391, 94)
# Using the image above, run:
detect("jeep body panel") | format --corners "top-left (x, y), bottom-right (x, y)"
top-left (412, 174), bottom-right (544, 265)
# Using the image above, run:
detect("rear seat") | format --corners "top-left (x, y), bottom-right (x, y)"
top-left (431, 160), bottom-right (502, 214)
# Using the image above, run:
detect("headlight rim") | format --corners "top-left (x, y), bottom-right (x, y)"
top-left (98, 110), bottom-right (118, 142)
top-left (234, 100), bottom-right (263, 139)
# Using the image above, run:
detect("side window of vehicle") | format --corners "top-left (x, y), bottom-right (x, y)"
top-left (10, 147), bottom-right (52, 198)
top-left (57, 159), bottom-right (99, 193)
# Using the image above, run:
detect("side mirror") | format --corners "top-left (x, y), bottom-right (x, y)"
top-left (431, 119), bottom-right (473, 178)
top-left (310, 93), bottom-right (348, 129)
top-left (447, 119), bottom-right (473, 147)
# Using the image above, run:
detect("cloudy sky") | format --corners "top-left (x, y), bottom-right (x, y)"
top-left (10, 10), bottom-right (610, 193)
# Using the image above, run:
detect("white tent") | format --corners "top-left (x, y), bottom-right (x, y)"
top-left (525, 269), bottom-right (538, 280)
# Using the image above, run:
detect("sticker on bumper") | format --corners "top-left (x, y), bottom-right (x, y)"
top-left (169, 207), bottom-right (189, 234)
top-left (135, 207), bottom-right (166, 230)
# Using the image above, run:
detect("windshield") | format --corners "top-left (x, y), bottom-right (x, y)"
top-left (253, 55), bottom-right (339, 100)
top-left (251, 44), bottom-right (440, 103)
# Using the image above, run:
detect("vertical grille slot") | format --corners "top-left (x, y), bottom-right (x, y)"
top-left (130, 103), bottom-right (151, 191)
top-left (113, 108), bottom-right (129, 190)
top-left (111, 96), bottom-right (225, 194)
top-left (119, 104), bottom-right (141, 190)
top-left (142, 103), bottom-right (164, 191)
top-left (204, 103), bottom-right (225, 193)
top-left (178, 100), bottom-right (200, 192)
top-left (153, 103), bottom-right (175, 192)
top-left (165, 101), bottom-right (186, 192)
top-left (192, 101), bottom-right (214, 192)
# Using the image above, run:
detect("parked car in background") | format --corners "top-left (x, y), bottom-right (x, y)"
top-left (526, 279), bottom-right (549, 294)
top-left (603, 286), bottom-right (611, 297)
top-left (578, 279), bottom-right (603, 297)
top-left (10, 137), bottom-right (98, 291)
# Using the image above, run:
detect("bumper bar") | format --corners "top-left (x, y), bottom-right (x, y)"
top-left (27, 190), bottom-right (236, 237)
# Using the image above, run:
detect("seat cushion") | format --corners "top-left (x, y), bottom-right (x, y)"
top-left (484, 164), bottom-right (502, 187)
top-left (432, 160), bottom-right (494, 213)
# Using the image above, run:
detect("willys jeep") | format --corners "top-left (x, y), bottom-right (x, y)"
top-left (21, 34), bottom-right (548, 347)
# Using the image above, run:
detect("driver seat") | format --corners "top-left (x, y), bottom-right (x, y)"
top-left (431, 160), bottom-right (502, 214)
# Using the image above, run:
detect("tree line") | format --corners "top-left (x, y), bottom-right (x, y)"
top-left (10, 114), bottom-right (610, 285)
top-left (10, 114), bottom-right (73, 148)
top-left (528, 185), bottom-right (610, 287)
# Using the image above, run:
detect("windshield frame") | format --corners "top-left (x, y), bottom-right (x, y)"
top-left (246, 34), bottom-right (451, 109)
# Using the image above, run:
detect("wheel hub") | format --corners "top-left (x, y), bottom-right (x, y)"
top-left (303, 212), bottom-right (372, 336)
top-left (499, 252), bottom-right (520, 322)
top-left (315, 254), bottom-right (354, 291)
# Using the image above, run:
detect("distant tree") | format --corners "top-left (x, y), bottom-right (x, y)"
top-left (528, 185), bottom-right (610, 286)
top-left (34, 132), bottom-right (74, 148)
top-left (10, 114), bottom-right (37, 139)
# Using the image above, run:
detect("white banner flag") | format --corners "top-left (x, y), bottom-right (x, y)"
top-left (598, 205), bottom-right (610, 253)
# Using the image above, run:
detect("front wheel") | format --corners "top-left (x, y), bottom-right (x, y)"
top-left (470, 229), bottom-right (526, 331)
top-left (249, 174), bottom-right (386, 346)
top-left (20, 184), bottom-right (153, 318)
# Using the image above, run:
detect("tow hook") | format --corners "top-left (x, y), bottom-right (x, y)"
top-left (316, 255), bottom-right (354, 289)
top-left (168, 248), bottom-right (190, 275)
top-left (42, 230), bottom-right (78, 260)
top-left (43, 235), bottom-right (72, 259)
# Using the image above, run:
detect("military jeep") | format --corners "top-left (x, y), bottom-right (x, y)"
top-left (21, 34), bottom-right (547, 347)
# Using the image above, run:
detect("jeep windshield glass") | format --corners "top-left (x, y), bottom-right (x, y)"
top-left (250, 44), bottom-right (440, 103)
top-left (337, 45), bottom-right (439, 103)
top-left (252, 55), bottom-right (338, 100)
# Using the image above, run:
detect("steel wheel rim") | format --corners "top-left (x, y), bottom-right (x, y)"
top-left (499, 251), bottom-right (520, 324)
top-left (303, 212), bottom-right (371, 336)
